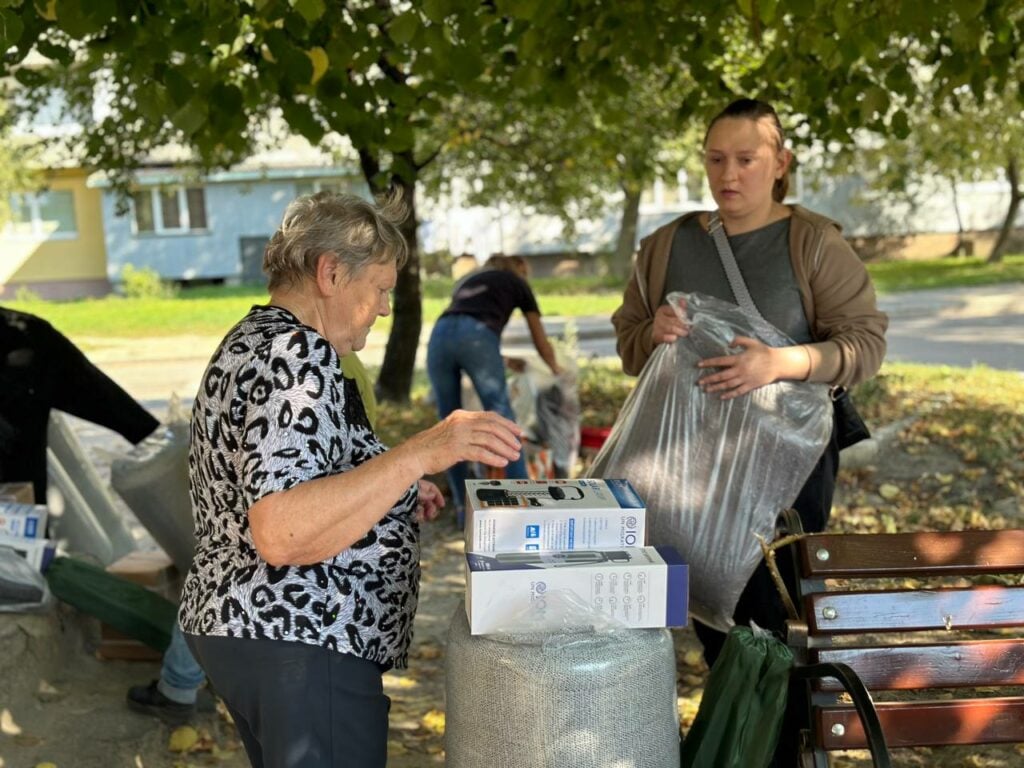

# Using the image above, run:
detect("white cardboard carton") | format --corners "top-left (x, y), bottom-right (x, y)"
top-left (0, 502), bottom-right (48, 539)
top-left (465, 545), bottom-right (687, 635)
top-left (464, 478), bottom-right (645, 553)
top-left (0, 532), bottom-right (57, 571)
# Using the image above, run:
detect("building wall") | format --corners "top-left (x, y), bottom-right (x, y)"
top-left (101, 175), bottom-right (368, 284)
top-left (0, 168), bottom-right (110, 299)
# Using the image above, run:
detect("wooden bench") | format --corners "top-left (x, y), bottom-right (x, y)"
top-left (781, 518), bottom-right (1024, 767)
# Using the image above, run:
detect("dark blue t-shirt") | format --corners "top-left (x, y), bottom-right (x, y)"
top-left (440, 269), bottom-right (540, 335)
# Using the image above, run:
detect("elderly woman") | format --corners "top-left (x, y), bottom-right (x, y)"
top-left (179, 192), bottom-right (523, 768)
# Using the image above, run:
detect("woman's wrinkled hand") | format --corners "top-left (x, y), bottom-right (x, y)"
top-left (415, 479), bottom-right (445, 523)
top-left (697, 335), bottom-right (779, 399)
top-left (650, 298), bottom-right (690, 345)
top-left (407, 409), bottom-right (523, 476)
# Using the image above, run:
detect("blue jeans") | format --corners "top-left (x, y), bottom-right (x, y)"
top-left (426, 314), bottom-right (527, 512)
top-left (158, 622), bottom-right (207, 704)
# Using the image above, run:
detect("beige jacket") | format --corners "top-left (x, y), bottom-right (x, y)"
top-left (611, 206), bottom-right (888, 388)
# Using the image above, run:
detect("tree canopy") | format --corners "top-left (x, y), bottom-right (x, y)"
top-left (1, 0), bottom-right (1021, 398)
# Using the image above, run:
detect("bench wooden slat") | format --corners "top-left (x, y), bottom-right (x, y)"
top-left (805, 586), bottom-right (1024, 633)
top-left (812, 639), bottom-right (1024, 691)
top-left (799, 530), bottom-right (1024, 578)
top-left (818, 698), bottom-right (1024, 749)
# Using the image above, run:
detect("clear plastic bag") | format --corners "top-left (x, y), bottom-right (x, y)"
top-left (0, 545), bottom-right (52, 612)
top-left (445, 605), bottom-right (679, 768)
top-left (592, 292), bottom-right (831, 630)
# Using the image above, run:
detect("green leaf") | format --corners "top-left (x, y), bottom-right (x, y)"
top-left (421, 0), bottom-right (453, 24)
top-left (265, 28), bottom-right (314, 84)
top-left (500, 0), bottom-right (543, 21)
top-left (953, 0), bottom-right (986, 22)
top-left (384, 120), bottom-right (415, 152)
top-left (281, 100), bottom-right (325, 144)
top-left (162, 67), bottom-right (193, 107)
top-left (736, 0), bottom-right (753, 18)
top-left (388, 11), bottom-right (419, 46)
top-left (290, 0), bottom-right (325, 23)
top-left (171, 98), bottom-right (208, 137)
top-left (0, 10), bottom-right (25, 48)
top-left (890, 109), bottom-right (910, 139)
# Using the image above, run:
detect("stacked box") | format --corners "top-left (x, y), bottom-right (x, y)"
top-left (0, 532), bottom-right (57, 570)
top-left (0, 482), bottom-right (34, 504)
top-left (465, 545), bottom-right (688, 635)
top-left (462, 478), bottom-right (688, 635)
top-left (464, 478), bottom-right (646, 553)
top-left (0, 502), bottom-right (48, 539)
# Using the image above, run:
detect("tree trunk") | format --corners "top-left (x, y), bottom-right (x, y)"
top-left (611, 184), bottom-right (642, 279)
top-left (946, 177), bottom-right (968, 257)
top-left (359, 150), bottom-right (422, 403)
top-left (988, 154), bottom-right (1021, 264)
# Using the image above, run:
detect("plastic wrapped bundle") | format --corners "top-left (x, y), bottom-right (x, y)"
top-left (592, 292), bottom-right (831, 631)
top-left (445, 606), bottom-right (679, 768)
top-left (110, 422), bottom-right (193, 573)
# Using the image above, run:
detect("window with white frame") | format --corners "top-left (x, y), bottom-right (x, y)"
top-left (132, 187), bottom-right (208, 234)
top-left (5, 189), bottom-right (77, 238)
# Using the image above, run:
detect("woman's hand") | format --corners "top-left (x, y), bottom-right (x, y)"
top-left (405, 409), bottom-right (523, 476)
top-left (697, 336), bottom-right (780, 399)
top-left (650, 298), bottom-right (690, 345)
top-left (416, 479), bottom-right (444, 523)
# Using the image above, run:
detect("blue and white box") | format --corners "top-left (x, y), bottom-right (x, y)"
top-left (464, 478), bottom-right (646, 554)
top-left (0, 502), bottom-right (48, 539)
top-left (465, 545), bottom-right (687, 635)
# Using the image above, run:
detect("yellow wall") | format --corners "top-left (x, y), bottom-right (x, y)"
top-left (0, 168), bottom-right (107, 285)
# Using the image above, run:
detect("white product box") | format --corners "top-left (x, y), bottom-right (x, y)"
top-left (0, 502), bottom-right (48, 539)
top-left (464, 478), bottom-right (646, 553)
top-left (0, 532), bottom-right (57, 571)
top-left (465, 545), bottom-right (687, 635)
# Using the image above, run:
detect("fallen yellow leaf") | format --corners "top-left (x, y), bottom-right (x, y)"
top-left (879, 483), bottom-right (901, 500)
top-left (421, 709), bottom-right (446, 733)
top-left (168, 725), bottom-right (199, 752)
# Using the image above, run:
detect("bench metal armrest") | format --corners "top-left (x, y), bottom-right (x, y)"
top-left (792, 661), bottom-right (892, 768)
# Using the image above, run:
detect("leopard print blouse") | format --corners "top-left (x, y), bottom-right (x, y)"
top-left (179, 306), bottom-right (420, 669)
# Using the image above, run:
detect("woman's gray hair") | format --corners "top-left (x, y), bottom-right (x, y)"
top-left (263, 189), bottom-right (409, 291)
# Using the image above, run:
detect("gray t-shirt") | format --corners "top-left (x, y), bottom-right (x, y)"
top-left (664, 216), bottom-right (813, 343)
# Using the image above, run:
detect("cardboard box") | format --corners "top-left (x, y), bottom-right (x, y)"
top-left (464, 478), bottom-right (646, 553)
top-left (96, 548), bottom-right (181, 661)
top-left (0, 532), bottom-right (57, 571)
top-left (465, 545), bottom-right (687, 635)
top-left (0, 482), bottom-right (34, 504)
top-left (0, 502), bottom-right (48, 539)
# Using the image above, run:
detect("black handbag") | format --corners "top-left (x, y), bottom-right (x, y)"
top-left (707, 211), bottom-right (872, 452)
top-left (831, 386), bottom-right (871, 450)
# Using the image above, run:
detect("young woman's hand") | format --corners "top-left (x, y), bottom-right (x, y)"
top-left (696, 336), bottom-right (779, 398)
top-left (650, 298), bottom-right (690, 345)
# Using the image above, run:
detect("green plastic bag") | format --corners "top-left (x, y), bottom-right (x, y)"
top-left (45, 556), bottom-right (177, 651)
top-left (680, 626), bottom-right (794, 768)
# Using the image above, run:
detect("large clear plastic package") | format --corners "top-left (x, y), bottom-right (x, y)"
top-left (0, 545), bottom-right (52, 612)
top-left (445, 606), bottom-right (679, 767)
top-left (110, 421), bottom-right (193, 573)
top-left (591, 292), bottom-right (831, 631)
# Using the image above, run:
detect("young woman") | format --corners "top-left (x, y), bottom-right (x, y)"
top-left (612, 97), bottom-right (888, 764)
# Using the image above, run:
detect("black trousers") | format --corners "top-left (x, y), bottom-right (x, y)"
top-left (186, 634), bottom-right (391, 768)
top-left (692, 428), bottom-right (840, 767)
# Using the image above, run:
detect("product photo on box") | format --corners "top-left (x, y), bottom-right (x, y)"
top-left (464, 478), bottom-right (646, 553)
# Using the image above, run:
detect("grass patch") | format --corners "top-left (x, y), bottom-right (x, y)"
top-left (5, 255), bottom-right (1021, 340)
top-left (866, 253), bottom-right (1024, 293)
